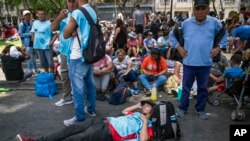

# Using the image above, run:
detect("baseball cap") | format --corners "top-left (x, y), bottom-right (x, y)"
top-left (194, 0), bottom-right (209, 7)
top-left (141, 100), bottom-right (155, 107)
top-left (23, 10), bottom-right (31, 16)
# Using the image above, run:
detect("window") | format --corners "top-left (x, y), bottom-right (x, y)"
top-left (160, 0), bottom-right (170, 5)
top-left (177, 0), bottom-right (188, 2)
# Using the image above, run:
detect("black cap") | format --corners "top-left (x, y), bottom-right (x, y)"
top-left (141, 100), bottom-right (155, 107)
top-left (194, 0), bottom-right (209, 7)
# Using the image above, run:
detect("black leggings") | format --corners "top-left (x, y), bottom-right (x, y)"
top-left (36, 118), bottom-right (112, 141)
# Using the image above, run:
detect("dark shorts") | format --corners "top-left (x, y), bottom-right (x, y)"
top-left (135, 24), bottom-right (143, 34)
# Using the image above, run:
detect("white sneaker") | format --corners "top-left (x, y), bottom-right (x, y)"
top-left (84, 106), bottom-right (96, 117)
top-left (55, 99), bottom-right (73, 107)
top-left (63, 117), bottom-right (78, 126)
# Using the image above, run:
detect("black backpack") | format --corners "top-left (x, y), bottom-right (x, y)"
top-left (77, 7), bottom-right (105, 64)
top-left (108, 82), bottom-right (131, 105)
top-left (172, 22), bottom-right (226, 62)
top-left (151, 101), bottom-right (181, 140)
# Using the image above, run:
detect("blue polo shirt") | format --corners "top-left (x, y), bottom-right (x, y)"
top-left (31, 20), bottom-right (52, 50)
top-left (59, 12), bottom-right (74, 56)
top-left (169, 16), bottom-right (228, 66)
top-left (231, 25), bottom-right (250, 40)
top-left (71, 4), bottom-right (97, 61)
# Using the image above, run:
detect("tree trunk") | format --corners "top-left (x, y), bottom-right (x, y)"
top-left (212, 0), bottom-right (217, 17)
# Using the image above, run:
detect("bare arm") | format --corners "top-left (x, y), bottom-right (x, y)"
top-left (112, 27), bottom-right (121, 44)
top-left (101, 61), bottom-right (113, 74)
top-left (31, 32), bottom-right (34, 42)
top-left (122, 102), bottom-right (141, 115)
top-left (64, 17), bottom-right (77, 39)
top-left (140, 114), bottom-right (150, 141)
top-left (49, 33), bottom-right (58, 47)
top-left (51, 9), bottom-right (68, 31)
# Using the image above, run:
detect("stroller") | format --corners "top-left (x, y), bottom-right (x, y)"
top-left (208, 62), bottom-right (250, 121)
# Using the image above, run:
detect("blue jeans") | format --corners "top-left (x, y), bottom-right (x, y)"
top-left (179, 65), bottom-right (211, 112)
top-left (68, 58), bottom-right (96, 121)
top-left (25, 47), bottom-right (38, 71)
top-left (139, 74), bottom-right (167, 90)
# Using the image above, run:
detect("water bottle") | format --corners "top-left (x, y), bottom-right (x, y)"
top-left (150, 84), bottom-right (157, 101)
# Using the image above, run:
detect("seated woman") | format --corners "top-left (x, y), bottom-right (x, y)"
top-left (93, 54), bottom-right (113, 101)
top-left (139, 48), bottom-right (168, 94)
top-left (113, 49), bottom-right (138, 90)
top-left (0, 44), bottom-right (32, 82)
top-left (127, 31), bottom-right (139, 57)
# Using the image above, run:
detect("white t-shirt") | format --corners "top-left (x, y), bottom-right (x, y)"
top-left (70, 28), bottom-right (82, 59)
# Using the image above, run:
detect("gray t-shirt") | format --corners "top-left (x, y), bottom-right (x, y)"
top-left (133, 10), bottom-right (144, 25)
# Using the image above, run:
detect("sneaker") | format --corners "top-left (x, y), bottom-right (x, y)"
top-left (63, 117), bottom-right (79, 126)
top-left (194, 109), bottom-right (209, 120)
top-left (34, 69), bottom-right (41, 74)
top-left (55, 99), bottom-right (73, 107)
top-left (176, 109), bottom-right (186, 118)
top-left (16, 134), bottom-right (35, 141)
top-left (84, 106), bottom-right (96, 117)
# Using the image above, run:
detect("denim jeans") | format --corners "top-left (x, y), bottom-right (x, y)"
top-left (25, 47), bottom-right (38, 71)
top-left (179, 65), bottom-right (211, 112)
top-left (68, 58), bottom-right (96, 121)
top-left (139, 74), bottom-right (167, 90)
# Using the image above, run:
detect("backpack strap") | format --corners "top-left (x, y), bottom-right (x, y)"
top-left (78, 7), bottom-right (95, 25)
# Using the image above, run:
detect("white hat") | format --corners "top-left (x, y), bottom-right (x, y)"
top-left (23, 10), bottom-right (31, 16)
top-left (9, 46), bottom-right (21, 58)
top-left (128, 32), bottom-right (137, 38)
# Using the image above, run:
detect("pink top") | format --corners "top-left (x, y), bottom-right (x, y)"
top-left (127, 38), bottom-right (138, 48)
top-left (93, 55), bottom-right (112, 69)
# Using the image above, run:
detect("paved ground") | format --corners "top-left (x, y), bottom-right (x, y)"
top-left (0, 89), bottom-right (250, 141)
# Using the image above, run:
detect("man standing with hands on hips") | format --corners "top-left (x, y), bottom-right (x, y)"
top-left (169, 0), bottom-right (228, 120)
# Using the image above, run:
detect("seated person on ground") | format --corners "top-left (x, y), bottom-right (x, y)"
top-left (208, 54), bottom-right (244, 92)
top-left (0, 44), bottom-right (32, 82)
top-left (241, 49), bottom-right (250, 71)
top-left (113, 49), bottom-right (138, 90)
top-left (157, 30), bottom-right (169, 57)
top-left (139, 48), bottom-right (168, 94)
top-left (127, 31), bottom-right (140, 57)
top-left (16, 100), bottom-right (155, 141)
top-left (143, 32), bottom-right (157, 54)
top-left (93, 54), bottom-right (113, 101)
top-left (208, 54), bottom-right (229, 87)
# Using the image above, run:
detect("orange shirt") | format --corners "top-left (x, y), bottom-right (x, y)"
top-left (141, 56), bottom-right (167, 75)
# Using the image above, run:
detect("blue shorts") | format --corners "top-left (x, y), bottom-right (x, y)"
top-left (37, 49), bottom-right (54, 68)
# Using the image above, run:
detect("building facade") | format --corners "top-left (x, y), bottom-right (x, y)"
top-left (155, 0), bottom-right (241, 20)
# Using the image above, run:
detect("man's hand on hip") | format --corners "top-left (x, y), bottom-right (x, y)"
top-left (210, 47), bottom-right (221, 58)
top-left (176, 45), bottom-right (187, 58)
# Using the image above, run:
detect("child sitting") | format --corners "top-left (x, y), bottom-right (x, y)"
top-left (208, 54), bottom-right (244, 92)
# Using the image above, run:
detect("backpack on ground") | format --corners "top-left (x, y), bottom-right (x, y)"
top-left (151, 101), bottom-right (181, 140)
top-left (76, 7), bottom-right (106, 64)
top-left (35, 73), bottom-right (58, 98)
top-left (108, 82), bottom-right (131, 105)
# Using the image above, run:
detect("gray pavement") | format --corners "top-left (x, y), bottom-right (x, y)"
top-left (0, 89), bottom-right (250, 141)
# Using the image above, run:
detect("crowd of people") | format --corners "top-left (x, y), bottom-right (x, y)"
top-left (0, 0), bottom-right (250, 140)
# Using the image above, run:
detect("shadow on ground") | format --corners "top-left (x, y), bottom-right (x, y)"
top-left (0, 90), bottom-right (250, 141)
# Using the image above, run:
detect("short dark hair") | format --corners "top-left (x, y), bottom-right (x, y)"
top-left (135, 4), bottom-right (140, 9)
top-left (230, 54), bottom-right (242, 65)
top-left (37, 8), bottom-right (45, 12)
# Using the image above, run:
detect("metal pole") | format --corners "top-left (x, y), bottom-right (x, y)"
top-left (170, 0), bottom-right (173, 20)
top-left (115, 0), bottom-right (117, 19)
